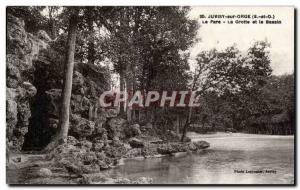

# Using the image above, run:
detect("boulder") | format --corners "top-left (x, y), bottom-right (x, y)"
top-left (67, 136), bottom-right (79, 145)
top-left (96, 152), bottom-right (112, 170)
top-left (188, 142), bottom-right (197, 151)
top-left (125, 124), bottom-right (141, 138)
top-left (170, 143), bottom-right (189, 152)
top-left (141, 144), bottom-right (159, 157)
top-left (106, 118), bottom-right (126, 140)
top-left (38, 168), bottom-right (52, 177)
top-left (58, 159), bottom-right (82, 176)
top-left (50, 143), bottom-right (102, 175)
top-left (78, 140), bottom-right (93, 151)
top-left (124, 148), bottom-right (142, 158)
top-left (22, 82), bottom-right (37, 98)
top-left (103, 143), bottom-right (127, 160)
top-left (128, 138), bottom-right (145, 148)
top-left (49, 144), bottom-right (81, 162)
top-left (71, 114), bottom-right (95, 138)
top-left (82, 152), bottom-right (97, 165)
top-left (93, 142), bottom-right (105, 152)
top-left (193, 141), bottom-right (210, 149)
top-left (81, 163), bottom-right (100, 174)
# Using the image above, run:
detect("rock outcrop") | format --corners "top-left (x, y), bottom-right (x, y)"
top-left (6, 13), bottom-right (112, 152)
top-left (6, 14), bottom-right (48, 151)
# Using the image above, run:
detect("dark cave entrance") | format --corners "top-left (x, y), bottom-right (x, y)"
top-left (22, 60), bottom-right (59, 151)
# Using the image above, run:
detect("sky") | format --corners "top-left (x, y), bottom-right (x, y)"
top-left (188, 6), bottom-right (294, 76)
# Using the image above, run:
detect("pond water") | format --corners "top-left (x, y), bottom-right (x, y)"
top-left (105, 132), bottom-right (294, 184)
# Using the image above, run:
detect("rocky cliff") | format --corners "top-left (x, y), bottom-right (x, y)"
top-left (7, 14), bottom-right (48, 151)
top-left (6, 14), bottom-right (112, 152)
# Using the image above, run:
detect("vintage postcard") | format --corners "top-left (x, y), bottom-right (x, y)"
top-left (6, 6), bottom-right (295, 185)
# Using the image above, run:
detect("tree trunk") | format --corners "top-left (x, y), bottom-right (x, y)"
top-left (181, 71), bottom-right (199, 142)
top-left (58, 14), bottom-right (78, 139)
top-left (181, 107), bottom-right (192, 142)
top-left (126, 77), bottom-right (132, 122)
top-left (132, 109), bottom-right (136, 121)
top-left (49, 19), bottom-right (57, 39)
top-left (87, 16), bottom-right (95, 64)
top-left (48, 7), bottom-right (57, 39)
top-left (176, 116), bottom-right (180, 134)
top-left (87, 7), bottom-right (96, 65)
top-left (138, 109), bottom-right (141, 122)
top-left (44, 13), bottom-right (78, 152)
top-left (119, 69), bottom-right (125, 116)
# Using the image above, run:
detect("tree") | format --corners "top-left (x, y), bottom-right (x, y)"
top-left (46, 6), bottom-right (60, 39)
top-left (103, 7), bottom-right (199, 122)
top-left (186, 41), bottom-right (272, 133)
top-left (181, 50), bottom-right (215, 141)
top-left (44, 9), bottom-right (79, 151)
top-left (134, 7), bottom-right (198, 124)
top-left (245, 74), bottom-right (294, 134)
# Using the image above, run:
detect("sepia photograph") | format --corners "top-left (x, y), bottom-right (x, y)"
top-left (5, 6), bottom-right (295, 185)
